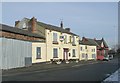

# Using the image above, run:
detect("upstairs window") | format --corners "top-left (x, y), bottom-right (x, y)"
top-left (73, 36), bottom-right (75, 44)
top-left (91, 49), bottom-right (94, 52)
top-left (53, 33), bottom-right (58, 41)
top-left (85, 46), bottom-right (87, 49)
top-left (36, 47), bottom-right (41, 59)
top-left (53, 33), bottom-right (58, 44)
top-left (64, 35), bottom-right (67, 44)
top-left (69, 36), bottom-right (72, 43)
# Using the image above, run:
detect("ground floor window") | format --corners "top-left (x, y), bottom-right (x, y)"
top-left (36, 47), bottom-right (41, 59)
top-left (92, 54), bottom-right (96, 59)
top-left (53, 48), bottom-right (58, 58)
top-left (72, 49), bottom-right (76, 57)
top-left (82, 53), bottom-right (85, 58)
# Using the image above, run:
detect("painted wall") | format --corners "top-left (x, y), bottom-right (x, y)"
top-left (32, 42), bottom-right (47, 63)
top-left (45, 29), bottom-right (80, 61)
top-left (80, 45), bottom-right (97, 60)
top-left (0, 38), bottom-right (32, 69)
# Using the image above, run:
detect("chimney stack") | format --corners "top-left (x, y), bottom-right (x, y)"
top-left (82, 37), bottom-right (88, 42)
top-left (31, 17), bottom-right (37, 33)
top-left (60, 21), bottom-right (63, 28)
top-left (15, 20), bottom-right (20, 27)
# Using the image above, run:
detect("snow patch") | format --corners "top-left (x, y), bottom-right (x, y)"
top-left (103, 68), bottom-right (120, 82)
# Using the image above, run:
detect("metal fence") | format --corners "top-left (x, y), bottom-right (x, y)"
top-left (0, 37), bottom-right (32, 69)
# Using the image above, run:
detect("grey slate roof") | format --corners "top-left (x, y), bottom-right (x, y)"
top-left (37, 21), bottom-right (78, 36)
top-left (80, 37), bottom-right (109, 48)
top-left (0, 24), bottom-right (45, 39)
top-left (24, 18), bottom-right (78, 36)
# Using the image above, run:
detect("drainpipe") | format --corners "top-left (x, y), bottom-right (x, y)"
top-left (46, 30), bottom-right (47, 63)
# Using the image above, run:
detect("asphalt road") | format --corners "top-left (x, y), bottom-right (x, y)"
top-left (2, 57), bottom-right (119, 82)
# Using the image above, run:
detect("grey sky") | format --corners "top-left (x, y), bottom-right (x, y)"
top-left (2, 2), bottom-right (118, 48)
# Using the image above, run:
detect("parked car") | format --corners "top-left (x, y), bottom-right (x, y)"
top-left (109, 55), bottom-right (113, 60)
top-left (103, 55), bottom-right (109, 61)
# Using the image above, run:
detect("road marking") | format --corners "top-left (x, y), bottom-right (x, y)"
top-left (72, 64), bottom-right (83, 67)
top-left (72, 61), bottom-right (98, 67)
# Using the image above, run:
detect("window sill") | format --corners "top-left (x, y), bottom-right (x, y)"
top-left (53, 41), bottom-right (59, 44)
top-left (53, 57), bottom-right (58, 58)
top-left (72, 44), bottom-right (76, 46)
top-left (36, 58), bottom-right (41, 59)
top-left (72, 56), bottom-right (76, 57)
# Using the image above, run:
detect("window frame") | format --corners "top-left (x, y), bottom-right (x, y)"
top-left (82, 53), bottom-right (85, 58)
top-left (72, 49), bottom-right (76, 57)
top-left (53, 48), bottom-right (58, 58)
top-left (81, 47), bottom-right (83, 51)
top-left (36, 47), bottom-right (41, 59)
top-left (53, 33), bottom-right (58, 42)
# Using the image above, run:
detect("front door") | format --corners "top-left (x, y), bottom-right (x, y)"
top-left (63, 48), bottom-right (69, 60)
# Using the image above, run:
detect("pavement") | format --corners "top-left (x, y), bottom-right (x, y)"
top-left (103, 68), bottom-right (120, 82)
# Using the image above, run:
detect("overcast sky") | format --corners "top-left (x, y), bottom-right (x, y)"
top-left (2, 2), bottom-right (118, 48)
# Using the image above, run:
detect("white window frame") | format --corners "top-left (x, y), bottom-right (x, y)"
top-left (53, 33), bottom-right (58, 42)
top-left (36, 47), bottom-right (41, 59)
top-left (53, 48), bottom-right (58, 58)
top-left (72, 49), bottom-right (76, 57)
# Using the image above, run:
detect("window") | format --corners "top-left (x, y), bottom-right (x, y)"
top-left (85, 46), bottom-right (87, 49)
top-left (64, 35), bottom-right (67, 44)
top-left (72, 49), bottom-right (76, 57)
top-left (92, 54), bottom-right (96, 59)
top-left (81, 47), bottom-right (83, 51)
top-left (69, 36), bottom-right (72, 43)
top-left (36, 47), bottom-right (41, 59)
top-left (72, 36), bottom-right (75, 44)
top-left (82, 53), bottom-right (85, 58)
top-left (53, 48), bottom-right (58, 58)
top-left (53, 33), bottom-right (58, 42)
top-left (91, 49), bottom-right (93, 52)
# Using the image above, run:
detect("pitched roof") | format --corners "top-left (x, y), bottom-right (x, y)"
top-left (80, 37), bottom-right (99, 46)
top-left (0, 24), bottom-right (45, 39)
top-left (24, 18), bottom-right (78, 36)
top-left (95, 40), bottom-right (102, 46)
top-left (37, 21), bottom-right (78, 36)
top-left (95, 38), bottom-right (108, 48)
